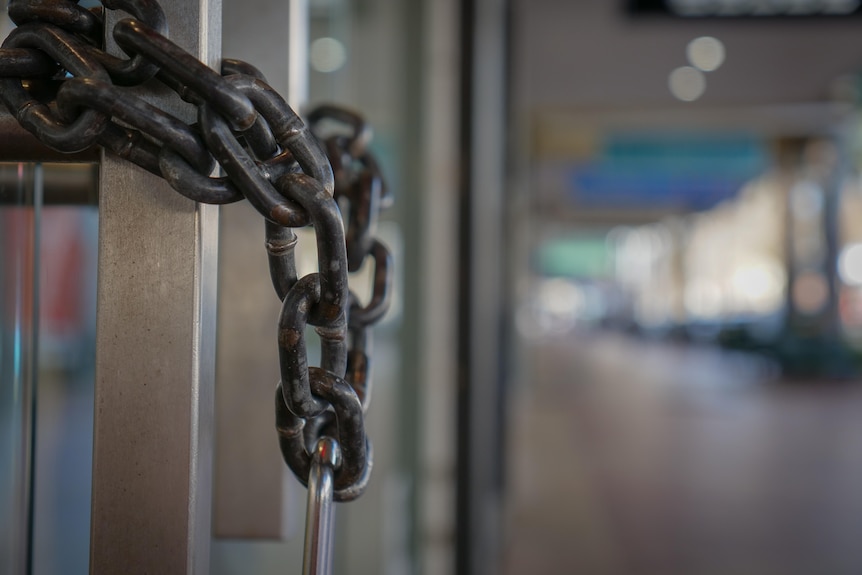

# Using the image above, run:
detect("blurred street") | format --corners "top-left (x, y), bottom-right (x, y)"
top-left (504, 332), bottom-right (862, 575)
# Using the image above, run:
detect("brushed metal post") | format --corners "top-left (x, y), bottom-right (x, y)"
top-left (89, 2), bottom-right (220, 573)
top-left (457, 1), bottom-right (508, 575)
top-left (214, 0), bottom-right (307, 540)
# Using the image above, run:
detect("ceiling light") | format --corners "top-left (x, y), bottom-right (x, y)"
top-left (669, 66), bottom-right (706, 101)
top-left (687, 36), bottom-right (725, 72)
top-left (310, 37), bottom-right (347, 73)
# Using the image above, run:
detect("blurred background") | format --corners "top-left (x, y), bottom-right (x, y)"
top-left (5, 0), bottom-right (862, 574)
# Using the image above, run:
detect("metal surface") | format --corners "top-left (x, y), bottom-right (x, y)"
top-left (302, 437), bottom-right (339, 575)
top-left (215, 0), bottom-right (313, 538)
top-left (457, 0), bottom-right (508, 574)
top-left (413, 0), bottom-right (461, 572)
top-left (288, 0), bottom-right (309, 107)
top-left (89, 2), bottom-right (220, 573)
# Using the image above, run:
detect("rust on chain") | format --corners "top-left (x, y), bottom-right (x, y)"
top-left (346, 349), bottom-right (370, 409)
top-left (278, 328), bottom-right (303, 349)
top-left (0, 0), bottom-right (393, 506)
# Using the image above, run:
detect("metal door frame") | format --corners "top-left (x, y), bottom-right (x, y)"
top-left (89, 2), bottom-right (220, 573)
top-left (456, 0), bottom-right (511, 574)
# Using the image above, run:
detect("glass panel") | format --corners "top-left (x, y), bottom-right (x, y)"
top-left (505, 5), bottom-right (862, 573)
top-left (0, 162), bottom-right (41, 575)
top-left (31, 198), bottom-right (97, 575)
top-left (0, 161), bottom-right (98, 575)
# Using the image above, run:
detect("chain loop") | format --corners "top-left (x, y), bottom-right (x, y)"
top-left (56, 77), bottom-right (215, 172)
top-left (0, 0), bottom-right (392, 511)
top-left (275, 381), bottom-right (373, 502)
top-left (349, 240), bottom-right (393, 328)
top-left (278, 275), bottom-right (335, 418)
top-left (93, 0), bottom-right (168, 85)
top-left (113, 18), bottom-right (255, 129)
top-left (0, 46), bottom-right (57, 76)
top-left (8, 0), bottom-right (102, 42)
top-left (0, 23), bottom-right (111, 152)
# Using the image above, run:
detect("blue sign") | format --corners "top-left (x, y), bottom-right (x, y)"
top-left (569, 132), bottom-right (767, 210)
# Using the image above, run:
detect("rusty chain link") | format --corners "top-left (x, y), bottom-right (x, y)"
top-left (0, 0), bottom-right (392, 503)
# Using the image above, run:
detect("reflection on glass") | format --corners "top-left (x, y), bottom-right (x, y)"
top-left (0, 163), bottom-right (41, 575)
top-left (1, 163), bottom-right (98, 575)
top-left (31, 201), bottom-right (97, 575)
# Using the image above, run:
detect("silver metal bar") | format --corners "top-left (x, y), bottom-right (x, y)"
top-left (302, 438), bottom-right (339, 575)
top-left (89, 2), bottom-right (220, 574)
top-left (214, 0), bottom-right (307, 540)
top-left (459, 0), bottom-right (507, 574)
top-left (288, 0), bottom-right (309, 107)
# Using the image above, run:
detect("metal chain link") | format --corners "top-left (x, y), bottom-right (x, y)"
top-left (0, 0), bottom-right (392, 529)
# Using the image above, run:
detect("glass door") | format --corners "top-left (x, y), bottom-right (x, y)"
top-left (0, 163), bottom-right (41, 575)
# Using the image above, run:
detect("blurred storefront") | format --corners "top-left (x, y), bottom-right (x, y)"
top-left (506, 2), bottom-right (862, 574)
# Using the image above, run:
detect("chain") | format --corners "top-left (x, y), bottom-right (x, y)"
top-left (0, 0), bottom-right (392, 543)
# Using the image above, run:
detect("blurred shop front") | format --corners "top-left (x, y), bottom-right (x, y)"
top-left (505, 1), bottom-right (862, 574)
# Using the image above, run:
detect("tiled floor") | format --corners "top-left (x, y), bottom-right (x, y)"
top-left (504, 333), bottom-right (862, 575)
